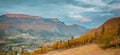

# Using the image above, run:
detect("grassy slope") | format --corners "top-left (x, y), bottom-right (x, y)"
top-left (41, 44), bottom-right (120, 55)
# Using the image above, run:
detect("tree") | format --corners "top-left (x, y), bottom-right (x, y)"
top-left (21, 47), bottom-right (25, 54)
top-left (70, 36), bottom-right (76, 47)
top-left (101, 25), bottom-right (105, 36)
top-left (61, 41), bottom-right (65, 49)
top-left (68, 40), bottom-right (71, 48)
top-left (64, 41), bottom-right (69, 48)
top-left (115, 23), bottom-right (120, 47)
top-left (9, 51), bottom-right (12, 55)
top-left (93, 31), bottom-right (97, 43)
top-left (57, 41), bottom-right (63, 49)
top-left (34, 48), bottom-right (42, 54)
top-left (116, 23), bottom-right (120, 36)
top-left (21, 52), bottom-right (29, 55)
top-left (50, 42), bottom-right (57, 51)
top-left (41, 45), bottom-right (48, 53)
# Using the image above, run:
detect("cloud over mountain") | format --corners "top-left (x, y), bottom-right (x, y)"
top-left (0, 0), bottom-right (120, 28)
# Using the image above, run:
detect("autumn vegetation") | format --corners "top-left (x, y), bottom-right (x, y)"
top-left (1, 17), bottom-right (120, 55)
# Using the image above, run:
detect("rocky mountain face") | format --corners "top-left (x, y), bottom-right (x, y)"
top-left (0, 14), bottom-right (89, 44)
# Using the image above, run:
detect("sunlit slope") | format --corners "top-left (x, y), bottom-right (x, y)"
top-left (42, 44), bottom-right (120, 55)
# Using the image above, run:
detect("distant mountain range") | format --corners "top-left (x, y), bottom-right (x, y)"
top-left (0, 14), bottom-right (89, 44)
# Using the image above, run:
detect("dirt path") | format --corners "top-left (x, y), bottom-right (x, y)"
top-left (41, 44), bottom-right (120, 55)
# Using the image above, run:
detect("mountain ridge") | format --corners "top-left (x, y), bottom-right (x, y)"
top-left (0, 14), bottom-right (89, 43)
top-left (5, 14), bottom-right (42, 19)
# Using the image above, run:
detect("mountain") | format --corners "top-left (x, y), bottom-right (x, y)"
top-left (19, 17), bottom-right (120, 55)
top-left (80, 17), bottom-right (120, 48)
top-left (0, 14), bottom-right (89, 44)
top-left (86, 17), bottom-right (120, 38)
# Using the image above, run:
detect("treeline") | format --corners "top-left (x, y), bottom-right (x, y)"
top-left (1, 33), bottom-right (120, 55)
top-left (21, 24), bottom-right (120, 55)
top-left (21, 28), bottom-right (120, 55)
top-left (1, 24), bottom-right (120, 55)
top-left (21, 36), bottom-right (77, 55)
top-left (21, 36), bottom-right (97, 55)
top-left (97, 24), bottom-right (120, 49)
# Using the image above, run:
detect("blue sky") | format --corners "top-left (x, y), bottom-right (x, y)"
top-left (0, 0), bottom-right (120, 28)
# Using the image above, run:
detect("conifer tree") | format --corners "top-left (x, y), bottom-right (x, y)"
top-left (50, 42), bottom-right (57, 51)
top-left (116, 23), bottom-right (120, 47)
top-left (62, 41), bottom-right (65, 49)
top-left (68, 40), bottom-right (71, 48)
top-left (21, 47), bottom-right (25, 54)
top-left (34, 48), bottom-right (42, 54)
top-left (57, 41), bottom-right (63, 49)
top-left (93, 31), bottom-right (97, 43)
top-left (101, 25), bottom-right (105, 36)
top-left (64, 41), bottom-right (69, 48)
top-left (41, 45), bottom-right (48, 53)
top-left (117, 23), bottom-right (120, 36)
top-left (70, 36), bottom-right (76, 47)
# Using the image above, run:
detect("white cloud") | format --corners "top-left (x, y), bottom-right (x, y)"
top-left (76, 0), bottom-right (107, 7)
top-left (64, 4), bottom-right (106, 18)
top-left (67, 5), bottom-right (98, 13)
top-left (68, 15), bottom-right (84, 20)
top-left (80, 18), bottom-right (92, 22)
top-left (76, 0), bottom-right (120, 13)
top-left (100, 13), bottom-right (113, 16)
top-left (68, 14), bottom-right (92, 22)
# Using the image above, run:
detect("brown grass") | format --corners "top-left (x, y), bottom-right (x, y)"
top-left (41, 44), bottom-right (120, 55)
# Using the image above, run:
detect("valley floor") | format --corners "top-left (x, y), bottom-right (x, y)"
top-left (41, 44), bottom-right (120, 55)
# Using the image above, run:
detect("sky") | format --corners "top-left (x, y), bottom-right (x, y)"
top-left (0, 0), bottom-right (120, 28)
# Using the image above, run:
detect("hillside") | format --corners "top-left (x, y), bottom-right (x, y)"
top-left (81, 17), bottom-right (120, 48)
top-left (42, 44), bottom-right (120, 55)
top-left (19, 17), bottom-right (120, 55)
top-left (0, 14), bottom-right (88, 36)
top-left (87, 17), bottom-right (120, 37)
top-left (0, 16), bottom-right (119, 55)
top-left (0, 14), bottom-right (89, 47)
